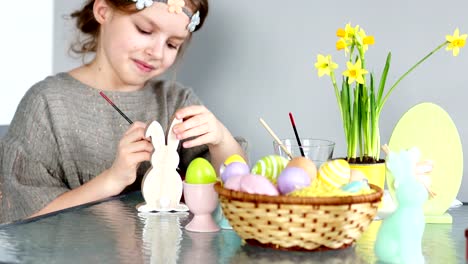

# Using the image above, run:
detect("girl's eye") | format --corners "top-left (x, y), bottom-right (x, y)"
top-left (167, 43), bottom-right (179, 50)
top-left (136, 26), bottom-right (151, 35)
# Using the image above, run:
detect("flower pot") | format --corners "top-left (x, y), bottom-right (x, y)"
top-left (349, 161), bottom-right (386, 208)
top-left (349, 161), bottom-right (386, 191)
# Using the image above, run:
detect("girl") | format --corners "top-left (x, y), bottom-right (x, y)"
top-left (0, 0), bottom-right (246, 223)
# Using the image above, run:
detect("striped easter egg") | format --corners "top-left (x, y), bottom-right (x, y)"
top-left (251, 155), bottom-right (289, 184)
top-left (317, 159), bottom-right (351, 189)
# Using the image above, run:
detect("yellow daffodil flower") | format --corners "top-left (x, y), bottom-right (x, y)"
top-left (343, 59), bottom-right (368, 84)
top-left (314, 23), bottom-right (465, 162)
top-left (336, 28), bottom-right (346, 38)
top-left (336, 38), bottom-right (347, 51)
top-left (446, 28), bottom-right (467, 56)
top-left (336, 23), bottom-right (360, 42)
top-left (315, 54), bottom-right (338, 77)
top-left (344, 23), bottom-right (360, 39)
top-left (358, 29), bottom-right (375, 52)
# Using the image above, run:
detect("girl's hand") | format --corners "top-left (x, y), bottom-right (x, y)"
top-left (107, 121), bottom-right (154, 191)
top-left (173, 105), bottom-right (226, 148)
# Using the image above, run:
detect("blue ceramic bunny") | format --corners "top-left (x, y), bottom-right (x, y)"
top-left (374, 147), bottom-right (429, 264)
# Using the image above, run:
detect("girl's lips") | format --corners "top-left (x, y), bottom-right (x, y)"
top-left (133, 59), bottom-right (155, 73)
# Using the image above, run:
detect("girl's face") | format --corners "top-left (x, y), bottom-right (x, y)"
top-left (97, 1), bottom-right (191, 88)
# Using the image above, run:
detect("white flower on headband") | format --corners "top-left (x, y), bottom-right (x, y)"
top-left (167, 0), bottom-right (185, 14)
top-left (133, 0), bottom-right (153, 10)
top-left (187, 11), bottom-right (200, 32)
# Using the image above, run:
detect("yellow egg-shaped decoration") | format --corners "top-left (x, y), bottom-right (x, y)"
top-left (220, 154), bottom-right (247, 175)
top-left (317, 159), bottom-right (351, 189)
top-left (224, 154), bottom-right (246, 165)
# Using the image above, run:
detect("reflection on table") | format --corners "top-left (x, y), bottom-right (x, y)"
top-left (0, 192), bottom-right (466, 263)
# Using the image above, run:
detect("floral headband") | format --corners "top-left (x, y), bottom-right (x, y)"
top-left (132, 0), bottom-right (200, 32)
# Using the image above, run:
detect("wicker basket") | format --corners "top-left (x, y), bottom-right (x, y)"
top-left (214, 182), bottom-right (383, 251)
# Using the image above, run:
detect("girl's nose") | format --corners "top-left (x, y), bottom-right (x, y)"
top-left (145, 39), bottom-right (164, 59)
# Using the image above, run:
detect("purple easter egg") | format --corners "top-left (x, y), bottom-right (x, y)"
top-left (277, 167), bottom-right (311, 195)
top-left (221, 162), bottom-right (250, 183)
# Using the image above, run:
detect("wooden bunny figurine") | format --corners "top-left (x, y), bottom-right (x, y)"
top-left (375, 146), bottom-right (430, 264)
top-left (137, 119), bottom-right (189, 212)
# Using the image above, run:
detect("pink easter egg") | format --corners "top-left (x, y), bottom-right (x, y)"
top-left (240, 174), bottom-right (279, 196)
top-left (223, 174), bottom-right (244, 191)
top-left (221, 162), bottom-right (250, 183)
top-left (277, 167), bottom-right (311, 195)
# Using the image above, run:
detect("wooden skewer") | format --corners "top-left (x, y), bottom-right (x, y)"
top-left (259, 118), bottom-right (293, 159)
top-left (381, 144), bottom-right (390, 155)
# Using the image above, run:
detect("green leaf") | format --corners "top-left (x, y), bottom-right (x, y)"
top-left (370, 84), bottom-right (378, 159)
top-left (377, 52), bottom-right (391, 106)
top-left (351, 85), bottom-right (360, 159)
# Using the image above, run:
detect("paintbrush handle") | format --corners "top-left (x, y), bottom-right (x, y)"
top-left (259, 118), bottom-right (293, 159)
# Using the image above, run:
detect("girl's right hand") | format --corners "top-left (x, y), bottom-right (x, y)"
top-left (107, 121), bottom-right (154, 193)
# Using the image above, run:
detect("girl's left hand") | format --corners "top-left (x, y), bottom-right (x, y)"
top-left (173, 105), bottom-right (226, 148)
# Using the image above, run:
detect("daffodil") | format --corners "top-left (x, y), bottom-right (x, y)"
top-left (315, 54), bottom-right (338, 77)
top-left (343, 59), bottom-right (368, 84)
top-left (314, 23), bottom-right (466, 162)
top-left (344, 23), bottom-right (359, 39)
top-left (358, 29), bottom-right (375, 52)
top-left (336, 28), bottom-right (346, 38)
top-left (336, 38), bottom-right (348, 51)
top-left (336, 24), bottom-right (363, 56)
top-left (446, 28), bottom-right (467, 56)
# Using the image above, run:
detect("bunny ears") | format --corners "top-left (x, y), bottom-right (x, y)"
top-left (382, 145), bottom-right (436, 198)
top-left (145, 118), bottom-right (182, 147)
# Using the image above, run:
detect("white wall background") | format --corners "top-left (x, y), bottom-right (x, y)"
top-left (0, 1), bottom-right (54, 125)
top-left (20, 0), bottom-right (468, 202)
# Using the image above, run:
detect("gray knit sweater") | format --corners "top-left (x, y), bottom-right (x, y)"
top-left (0, 73), bottom-right (215, 223)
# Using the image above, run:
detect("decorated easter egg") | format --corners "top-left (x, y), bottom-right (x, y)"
top-left (341, 180), bottom-right (370, 193)
top-left (224, 174), bottom-right (244, 191)
top-left (318, 159), bottom-right (351, 188)
top-left (286, 157), bottom-right (317, 182)
top-left (221, 162), bottom-right (250, 183)
top-left (225, 154), bottom-right (246, 165)
top-left (185, 158), bottom-right (217, 184)
top-left (277, 167), bottom-right (311, 195)
top-left (219, 154), bottom-right (247, 175)
top-left (240, 174), bottom-right (279, 196)
top-left (349, 169), bottom-right (367, 182)
top-left (251, 155), bottom-right (289, 184)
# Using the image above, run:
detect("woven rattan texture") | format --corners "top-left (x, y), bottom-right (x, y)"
top-left (215, 183), bottom-right (382, 251)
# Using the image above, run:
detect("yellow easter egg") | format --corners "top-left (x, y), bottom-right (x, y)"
top-left (220, 154), bottom-right (247, 175)
top-left (317, 159), bottom-right (351, 189)
top-left (224, 154), bottom-right (246, 165)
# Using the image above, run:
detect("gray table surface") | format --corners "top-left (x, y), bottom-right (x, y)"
top-left (0, 192), bottom-right (466, 264)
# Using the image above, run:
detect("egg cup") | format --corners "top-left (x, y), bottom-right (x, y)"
top-left (183, 181), bottom-right (220, 232)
